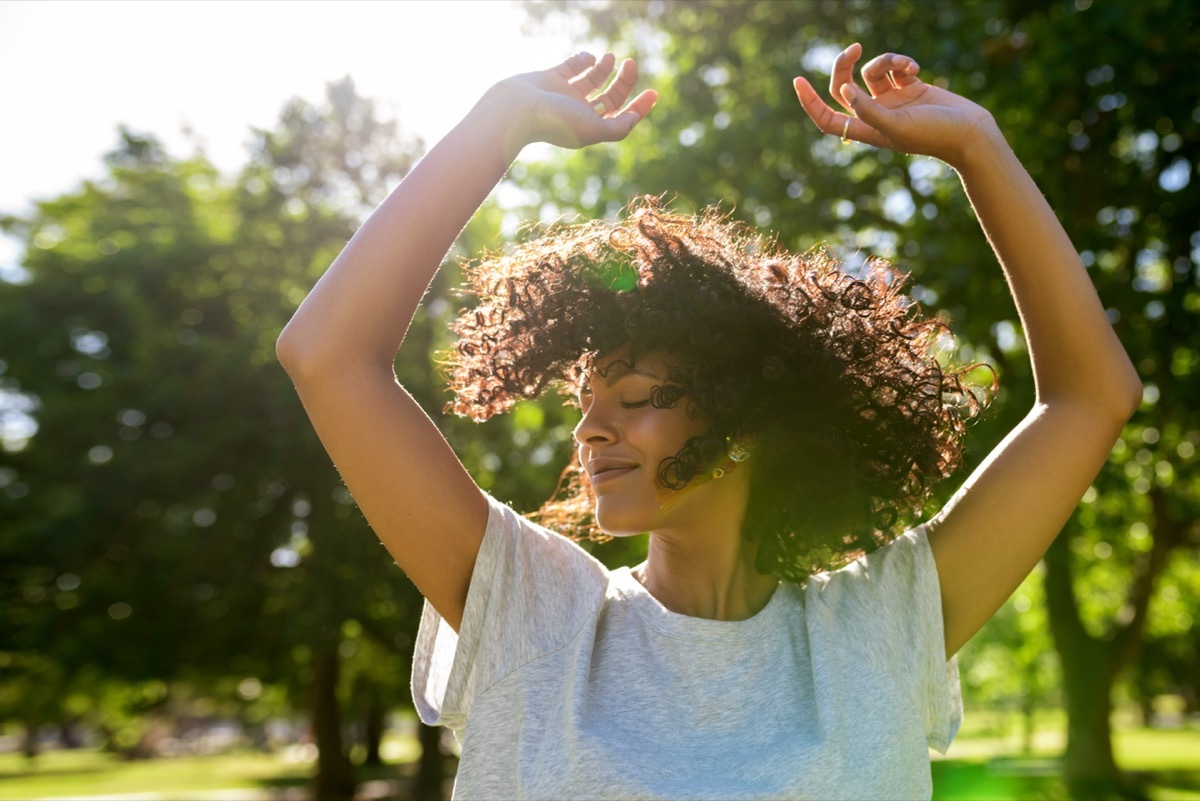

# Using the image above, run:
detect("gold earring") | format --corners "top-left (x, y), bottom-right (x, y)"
top-left (711, 467), bottom-right (726, 480)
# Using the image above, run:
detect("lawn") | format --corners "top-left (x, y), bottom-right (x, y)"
top-left (1, 721), bottom-right (1197, 800)
top-left (0, 747), bottom-right (313, 800)
top-left (0, 735), bottom-right (422, 801)
top-left (932, 722), bottom-right (1200, 801)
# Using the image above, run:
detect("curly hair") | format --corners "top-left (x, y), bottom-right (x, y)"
top-left (447, 197), bottom-right (990, 582)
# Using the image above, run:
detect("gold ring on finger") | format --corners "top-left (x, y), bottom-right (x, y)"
top-left (840, 117), bottom-right (852, 144)
top-left (593, 98), bottom-right (608, 115)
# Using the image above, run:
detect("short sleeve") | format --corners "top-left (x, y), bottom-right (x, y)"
top-left (806, 527), bottom-right (962, 753)
top-left (411, 494), bottom-right (608, 733)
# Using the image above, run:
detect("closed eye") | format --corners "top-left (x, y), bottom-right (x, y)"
top-left (621, 399), bottom-right (651, 409)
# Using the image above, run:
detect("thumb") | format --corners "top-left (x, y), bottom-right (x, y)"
top-left (840, 83), bottom-right (889, 130)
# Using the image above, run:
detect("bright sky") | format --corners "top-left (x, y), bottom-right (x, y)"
top-left (0, 0), bottom-right (585, 218)
top-left (0, 0), bottom-right (588, 446)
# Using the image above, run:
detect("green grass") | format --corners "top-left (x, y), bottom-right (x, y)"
top-left (0, 734), bottom-right (424, 800)
top-left (1, 722), bottom-right (1197, 800)
top-left (1118, 727), bottom-right (1200, 801)
top-left (931, 722), bottom-right (1200, 801)
top-left (1116, 727), bottom-right (1200, 769)
top-left (0, 748), bottom-right (313, 800)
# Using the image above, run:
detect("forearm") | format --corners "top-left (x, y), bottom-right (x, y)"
top-left (277, 88), bottom-right (521, 374)
top-left (954, 123), bottom-right (1141, 414)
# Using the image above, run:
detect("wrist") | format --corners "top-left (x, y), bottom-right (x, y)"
top-left (950, 116), bottom-right (1010, 176)
top-left (477, 80), bottom-right (541, 157)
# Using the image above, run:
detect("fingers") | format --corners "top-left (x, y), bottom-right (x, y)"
top-left (588, 58), bottom-right (639, 117)
top-left (800, 43), bottom-right (923, 149)
top-left (588, 87), bottom-right (658, 143)
top-left (828, 43), bottom-right (922, 110)
top-left (860, 52), bottom-right (921, 95)
top-left (559, 51), bottom-right (640, 119)
top-left (622, 88), bottom-right (658, 125)
top-left (554, 52), bottom-right (597, 81)
top-left (568, 52), bottom-right (617, 97)
top-left (793, 76), bottom-right (887, 149)
top-left (794, 76), bottom-right (855, 139)
top-left (546, 50), bottom-right (656, 145)
top-left (828, 42), bottom-right (862, 114)
top-left (838, 83), bottom-right (872, 123)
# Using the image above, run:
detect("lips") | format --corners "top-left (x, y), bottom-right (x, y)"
top-left (587, 458), bottom-right (638, 487)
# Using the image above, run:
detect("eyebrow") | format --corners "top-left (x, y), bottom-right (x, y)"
top-left (600, 364), bottom-right (663, 388)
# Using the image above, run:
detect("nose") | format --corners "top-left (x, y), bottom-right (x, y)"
top-left (573, 397), bottom-right (618, 448)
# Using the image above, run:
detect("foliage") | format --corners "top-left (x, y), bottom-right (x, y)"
top-left (0, 67), bottom-right (638, 787)
top-left (958, 568), bottom-right (1059, 715)
top-left (0, 80), bottom-right (438, 785)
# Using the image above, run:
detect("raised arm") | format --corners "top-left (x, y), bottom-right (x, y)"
top-left (276, 54), bottom-right (657, 631)
top-left (794, 43), bottom-right (1141, 656)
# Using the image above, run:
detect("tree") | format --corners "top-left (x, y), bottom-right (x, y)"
top-left (0, 81), bottom-right (427, 798)
top-left (520, 1), bottom-right (1200, 796)
top-left (971, 3), bottom-right (1200, 796)
top-left (957, 569), bottom-right (1059, 754)
top-left (0, 66), bottom-right (632, 798)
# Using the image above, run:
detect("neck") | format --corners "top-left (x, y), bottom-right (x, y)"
top-left (635, 474), bottom-right (777, 621)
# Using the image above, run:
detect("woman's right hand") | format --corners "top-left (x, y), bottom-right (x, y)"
top-left (491, 52), bottom-right (658, 150)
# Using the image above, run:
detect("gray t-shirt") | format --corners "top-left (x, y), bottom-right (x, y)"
top-left (413, 494), bottom-right (961, 800)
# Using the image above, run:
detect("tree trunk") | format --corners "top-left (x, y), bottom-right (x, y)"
top-left (1045, 493), bottom-right (1185, 798)
top-left (1042, 533), bottom-right (1126, 798)
top-left (58, 719), bottom-right (83, 749)
top-left (1059, 645), bottom-right (1123, 798)
top-left (414, 721), bottom-right (445, 801)
top-left (363, 683), bottom-right (384, 767)
top-left (311, 642), bottom-right (356, 801)
top-left (1136, 684), bottom-right (1155, 728)
top-left (1020, 656), bottom-right (1041, 753)
top-left (21, 721), bottom-right (39, 760)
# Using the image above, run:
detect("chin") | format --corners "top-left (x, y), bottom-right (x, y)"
top-left (593, 498), bottom-right (655, 538)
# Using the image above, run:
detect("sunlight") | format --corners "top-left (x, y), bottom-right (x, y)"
top-left (0, 1), bottom-right (586, 214)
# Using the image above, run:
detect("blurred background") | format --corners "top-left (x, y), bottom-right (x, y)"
top-left (1, 1), bottom-right (1197, 799)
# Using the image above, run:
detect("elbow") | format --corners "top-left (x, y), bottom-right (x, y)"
top-left (275, 322), bottom-right (302, 375)
top-left (1117, 370), bottom-right (1144, 422)
top-left (1091, 345), bottom-right (1144, 424)
top-left (1094, 366), bottom-right (1137, 431)
top-left (276, 319), bottom-right (391, 386)
top-left (275, 320), bottom-right (327, 383)
top-left (1044, 362), bottom-right (1142, 431)
top-left (1111, 347), bottom-right (1144, 422)
top-left (1089, 371), bottom-right (1142, 429)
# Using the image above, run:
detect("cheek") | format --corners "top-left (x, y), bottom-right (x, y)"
top-left (645, 413), bottom-right (706, 457)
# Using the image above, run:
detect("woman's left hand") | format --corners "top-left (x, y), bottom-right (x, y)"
top-left (793, 43), bottom-right (998, 168)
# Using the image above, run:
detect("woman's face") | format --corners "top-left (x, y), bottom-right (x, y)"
top-left (575, 349), bottom-right (732, 536)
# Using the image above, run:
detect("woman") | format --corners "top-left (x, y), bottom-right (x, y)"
top-left (277, 45), bottom-right (1140, 799)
